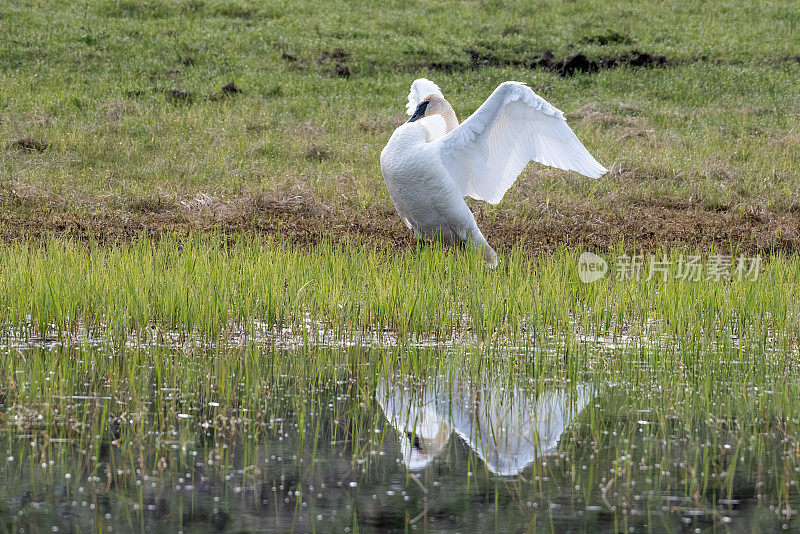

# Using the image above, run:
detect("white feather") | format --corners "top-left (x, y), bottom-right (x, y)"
top-left (434, 81), bottom-right (607, 204)
top-left (381, 79), bottom-right (607, 265)
top-left (418, 114), bottom-right (447, 141)
top-left (406, 78), bottom-right (444, 115)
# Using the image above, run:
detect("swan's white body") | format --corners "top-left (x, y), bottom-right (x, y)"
top-left (380, 79), bottom-right (607, 264)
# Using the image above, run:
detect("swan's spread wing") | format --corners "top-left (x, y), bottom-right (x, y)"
top-left (435, 82), bottom-right (606, 204)
top-left (406, 78), bottom-right (444, 116)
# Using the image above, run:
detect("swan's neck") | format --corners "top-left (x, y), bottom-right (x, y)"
top-left (437, 101), bottom-right (459, 133)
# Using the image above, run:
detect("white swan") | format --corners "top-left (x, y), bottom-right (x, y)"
top-left (380, 78), bottom-right (607, 265)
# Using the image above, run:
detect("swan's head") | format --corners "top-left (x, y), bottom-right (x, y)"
top-left (407, 95), bottom-right (450, 123)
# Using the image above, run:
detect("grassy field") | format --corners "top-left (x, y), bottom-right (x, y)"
top-left (3, 0), bottom-right (800, 252)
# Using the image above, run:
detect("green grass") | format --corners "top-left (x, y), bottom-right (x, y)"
top-left (2, 0), bottom-right (799, 248)
top-left (1, 236), bottom-right (798, 350)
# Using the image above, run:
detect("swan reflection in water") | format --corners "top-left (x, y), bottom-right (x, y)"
top-left (378, 376), bottom-right (593, 477)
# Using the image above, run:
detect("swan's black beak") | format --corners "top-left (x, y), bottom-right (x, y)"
top-left (407, 100), bottom-right (429, 122)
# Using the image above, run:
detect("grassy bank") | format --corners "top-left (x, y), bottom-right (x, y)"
top-left (1, 237), bottom-right (798, 350)
top-left (2, 0), bottom-right (800, 251)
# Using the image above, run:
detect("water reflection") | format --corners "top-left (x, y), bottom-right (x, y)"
top-left (3, 341), bottom-right (798, 532)
top-left (378, 376), bottom-right (593, 476)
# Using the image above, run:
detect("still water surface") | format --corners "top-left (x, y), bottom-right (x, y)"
top-left (0, 337), bottom-right (797, 533)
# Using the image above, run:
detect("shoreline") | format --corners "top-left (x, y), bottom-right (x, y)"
top-left (2, 193), bottom-right (797, 254)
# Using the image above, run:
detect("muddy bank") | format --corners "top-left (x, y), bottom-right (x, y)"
top-left (2, 193), bottom-right (797, 255)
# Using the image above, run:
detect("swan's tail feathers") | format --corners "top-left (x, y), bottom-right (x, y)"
top-left (407, 79), bottom-right (444, 115)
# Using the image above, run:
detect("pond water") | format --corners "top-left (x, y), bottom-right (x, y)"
top-left (0, 336), bottom-right (798, 533)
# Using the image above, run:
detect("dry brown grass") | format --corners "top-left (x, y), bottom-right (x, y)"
top-left (2, 182), bottom-right (798, 255)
